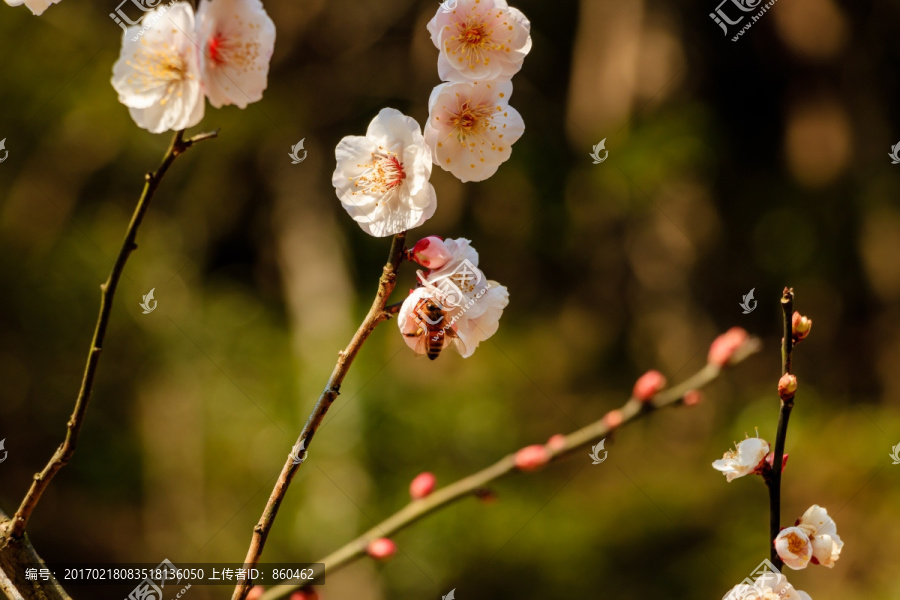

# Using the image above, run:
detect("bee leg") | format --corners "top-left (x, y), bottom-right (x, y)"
top-left (403, 328), bottom-right (424, 338)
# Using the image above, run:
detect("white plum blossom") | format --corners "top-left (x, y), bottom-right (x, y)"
top-left (111, 3), bottom-right (205, 133)
top-left (4, 0), bottom-right (61, 15)
top-left (399, 238), bottom-right (508, 359)
top-left (424, 79), bottom-right (524, 182)
top-left (332, 108), bottom-right (437, 237)
top-left (712, 437), bottom-right (769, 482)
top-left (196, 0), bottom-right (276, 108)
top-left (775, 505), bottom-right (843, 569)
top-left (723, 573), bottom-right (811, 600)
top-left (427, 0), bottom-right (532, 83)
top-left (774, 526), bottom-right (813, 570)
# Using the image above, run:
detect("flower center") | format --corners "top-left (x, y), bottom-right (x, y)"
top-left (350, 150), bottom-right (407, 200)
top-left (447, 11), bottom-right (505, 69)
top-left (786, 531), bottom-right (807, 554)
top-left (208, 35), bottom-right (225, 66)
top-left (126, 43), bottom-right (190, 105)
top-left (450, 101), bottom-right (496, 142)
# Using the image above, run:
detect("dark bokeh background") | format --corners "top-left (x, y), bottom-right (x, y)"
top-left (2, 0), bottom-right (900, 598)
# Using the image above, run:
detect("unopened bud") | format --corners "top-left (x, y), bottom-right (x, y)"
top-left (247, 586), bottom-right (265, 600)
top-left (514, 444), bottom-right (550, 471)
top-left (603, 409), bottom-right (624, 429)
top-left (792, 311), bottom-right (812, 342)
top-left (410, 236), bottom-right (452, 269)
top-left (633, 370), bottom-right (666, 402)
top-left (367, 537), bottom-right (397, 560)
top-left (778, 373), bottom-right (797, 399)
top-left (289, 589), bottom-right (319, 600)
top-left (546, 434), bottom-right (567, 451)
top-left (409, 472), bottom-right (437, 500)
top-left (766, 451), bottom-right (789, 473)
top-left (708, 327), bottom-right (749, 367)
top-left (683, 390), bottom-right (703, 406)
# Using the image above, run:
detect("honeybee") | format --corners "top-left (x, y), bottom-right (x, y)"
top-left (403, 296), bottom-right (464, 360)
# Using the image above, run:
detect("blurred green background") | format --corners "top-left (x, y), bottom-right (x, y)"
top-left (2, 0), bottom-right (900, 598)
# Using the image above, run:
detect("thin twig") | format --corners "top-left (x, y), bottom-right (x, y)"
top-left (259, 336), bottom-right (763, 600)
top-left (232, 233), bottom-right (407, 600)
top-left (768, 288), bottom-right (795, 568)
top-left (0, 508), bottom-right (73, 600)
top-left (0, 129), bottom-right (218, 546)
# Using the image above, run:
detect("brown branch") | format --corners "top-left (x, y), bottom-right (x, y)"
top-left (768, 288), bottom-right (795, 568)
top-left (0, 129), bottom-right (218, 547)
top-left (232, 232), bottom-right (407, 600)
top-left (258, 335), bottom-right (763, 600)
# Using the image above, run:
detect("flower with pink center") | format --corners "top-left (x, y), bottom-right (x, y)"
top-left (722, 572), bottom-right (811, 600)
top-left (424, 79), bottom-right (525, 182)
top-left (427, 0), bottom-right (532, 83)
top-left (3, 0), bottom-right (61, 14)
top-left (332, 108), bottom-right (437, 237)
top-left (196, 0), bottom-right (276, 108)
top-left (712, 437), bottom-right (769, 482)
top-left (111, 3), bottom-right (205, 133)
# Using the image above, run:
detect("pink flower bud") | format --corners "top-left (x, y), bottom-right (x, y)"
top-left (410, 236), bottom-right (452, 269)
top-left (633, 370), bottom-right (666, 402)
top-left (766, 451), bottom-right (789, 473)
top-left (792, 311), bottom-right (812, 342)
top-left (514, 444), bottom-right (550, 471)
top-left (683, 390), bottom-right (703, 406)
top-left (778, 373), bottom-right (797, 400)
top-left (409, 472), bottom-right (437, 500)
top-left (603, 409), bottom-right (624, 429)
top-left (247, 586), bottom-right (265, 600)
top-left (289, 590), bottom-right (319, 600)
top-left (546, 434), bottom-right (567, 451)
top-left (708, 327), bottom-right (749, 367)
top-left (367, 537), bottom-right (397, 560)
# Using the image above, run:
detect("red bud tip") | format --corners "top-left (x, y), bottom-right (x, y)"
top-left (289, 590), bottom-right (319, 600)
top-left (474, 488), bottom-right (498, 503)
top-left (683, 390), bottom-right (703, 406)
top-left (409, 472), bottom-right (437, 500)
top-left (247, 586), bottom-right (265, 600)
top-left (514, 444), bottom-right (551, 471)
top-left (766, 451), bottom-right (789, 473)
top-left (603, 409), bottom-right (624, 429)
top-left (633, 370), bottom-right (666, 402)
top-left (546, 434), bottom-right (567, 451)
top-left (410, 236), bottom-right (451, 269)
top-left (367, 538), bottom-right (397, 560)
top-left (791, 311), bottom-right (812, 342)
top-left (778, 373), bottom-right (797, 399)
top-left (708, 327), bottom-right (749, 367)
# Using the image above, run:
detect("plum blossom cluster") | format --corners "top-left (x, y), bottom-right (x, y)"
top-left (332, 1), bottom-right (530, 359)
top-left (425, 0), bottom-right (531, 182)
top-left (111, 0), bottom-right (275, 133)
top-left (715, 308), bottom-right (838, 598)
